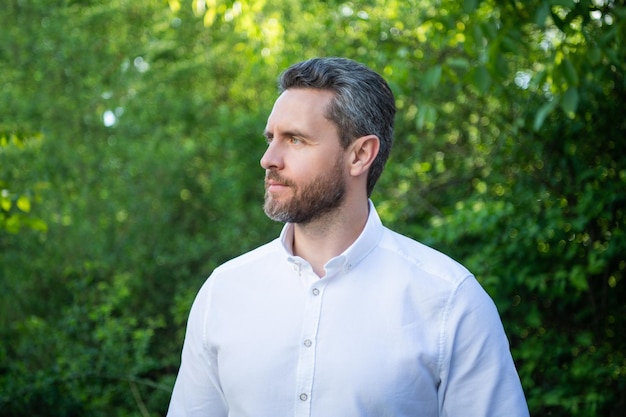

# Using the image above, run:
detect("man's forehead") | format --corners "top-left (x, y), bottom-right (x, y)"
top-left (266, 89), bottom-right (333, 125)
top-left (273, 88), bottom-right (334, 111)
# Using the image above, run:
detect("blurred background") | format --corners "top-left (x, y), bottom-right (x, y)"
top-left (1, 0), bottom-right (624, 415)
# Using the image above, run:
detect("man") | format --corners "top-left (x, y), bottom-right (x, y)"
top-left (167, 57), bottom-right (529, 416)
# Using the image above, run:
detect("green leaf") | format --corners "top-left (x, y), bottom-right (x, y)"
top-left (463, 0), bottom-right (480, 13)
top-left (446, 57), bottom-right (470, 70)
top-left (569, 265), bottom-right (589, 291)
top-left (423, 65), bottom-right (442, 91)
top-left (560, 87), bottom-right (579, 116)
top-left (416, 104), bottom-right (437, 130)
top-left (530, 69), bottom-right (548, 89)
top-left (472, 65), bottom-right (491, 93)
top-left (27, 217), bottom-right (48, 232)
top-left (561, 58), bottom-right (579, 86)
top-left (550, 0), bottom-right (576, 8)
top-left (1, 195), bottom-right (11, 211)
top-left (16, 195), bottom-right (31, 213)
top-left (534, 2), bottom-right (550, 27)
top-left (534, 100), bottom-right (558, 131)
top-left (480, 21), bottom-right (498, 40)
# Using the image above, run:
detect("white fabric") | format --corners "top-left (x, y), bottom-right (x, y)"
top-left (167, 201), bottom-right (529, 417)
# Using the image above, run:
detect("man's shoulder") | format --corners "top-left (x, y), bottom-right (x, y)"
top-left (378, 227), bottom-right (472, 285)
top-left (192, 238), bottom-right (284, 308)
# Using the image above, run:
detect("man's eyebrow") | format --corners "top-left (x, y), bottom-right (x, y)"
top-left (263, 128), bottom-right (311, 140)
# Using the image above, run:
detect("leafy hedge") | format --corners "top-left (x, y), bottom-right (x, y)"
top-left (1, 0), bottom-right (624, 415)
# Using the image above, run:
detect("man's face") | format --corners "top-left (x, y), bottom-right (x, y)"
top-left (261, 88), bottom-right (347, 224)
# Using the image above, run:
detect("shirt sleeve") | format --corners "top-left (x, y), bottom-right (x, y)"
top-left (167, 278), bottom-right (228, 417)
top-left (438, 276), bottom-right (529, 417)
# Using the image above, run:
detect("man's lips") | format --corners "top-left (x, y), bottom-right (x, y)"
top-left (265, 172), bottom-right (293, 192)
top-left (265, 180), bottom-right (289, 192)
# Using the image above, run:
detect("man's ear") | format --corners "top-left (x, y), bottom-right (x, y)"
top-left (348, 135), bottom-right (380, 177)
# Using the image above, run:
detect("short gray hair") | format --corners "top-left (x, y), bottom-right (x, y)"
top-left (279, 57), bottom-right (396, 196)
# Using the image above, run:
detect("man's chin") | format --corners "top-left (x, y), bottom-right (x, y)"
top-left (263, 200), bottom-right (289, 222)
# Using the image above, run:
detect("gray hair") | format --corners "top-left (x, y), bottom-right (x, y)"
top-left (279, 57), bottom-right (396, 197)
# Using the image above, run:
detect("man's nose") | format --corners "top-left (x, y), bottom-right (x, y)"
top-left (260, 141), bottom-right (283, 170)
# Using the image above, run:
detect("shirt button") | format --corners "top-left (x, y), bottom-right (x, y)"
top-left (304, 339), bottom-right (312, 347)
top-left (299, 393), bottom-right (308, 401)
top-left (312, 288), bottom-right (320, 296)
top-left (346, 263), bottom-right (353, 271)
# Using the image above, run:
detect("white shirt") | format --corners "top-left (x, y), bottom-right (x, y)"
top-left (167, 202), bottom-right (529, 417)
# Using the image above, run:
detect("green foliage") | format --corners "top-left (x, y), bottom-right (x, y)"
top-left (1, 0), bottom-right (624, 415)
top-left (0, 130), bottom-right (48, 234)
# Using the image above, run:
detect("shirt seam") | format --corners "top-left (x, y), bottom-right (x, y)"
top-left (437, 273), bottom-right (473, 378)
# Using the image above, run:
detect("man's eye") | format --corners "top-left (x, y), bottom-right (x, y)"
top-left (289, 137), bottom-right (302, 144)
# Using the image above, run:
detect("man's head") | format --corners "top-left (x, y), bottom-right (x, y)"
top-left (278, 57), bottom-right (396, 197)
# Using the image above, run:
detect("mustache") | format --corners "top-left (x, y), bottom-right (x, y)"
top-left (265, 171), bottom-right (295, 187)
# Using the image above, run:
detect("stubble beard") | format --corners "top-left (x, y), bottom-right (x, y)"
top-left (263, 157), bottom-right (346, 225)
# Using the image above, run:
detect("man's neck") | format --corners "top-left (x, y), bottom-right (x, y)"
top-left (292, 199), bottom-right (370, 277)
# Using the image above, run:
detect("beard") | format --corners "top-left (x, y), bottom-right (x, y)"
top-left (263, 156), bottom-right (346, 224)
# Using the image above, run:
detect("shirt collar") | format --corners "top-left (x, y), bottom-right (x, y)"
top-left (279, 200), bottom-right (384, 273)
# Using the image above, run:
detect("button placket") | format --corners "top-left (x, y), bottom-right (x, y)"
top-left (294, 280), bottom-right (324, 415)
